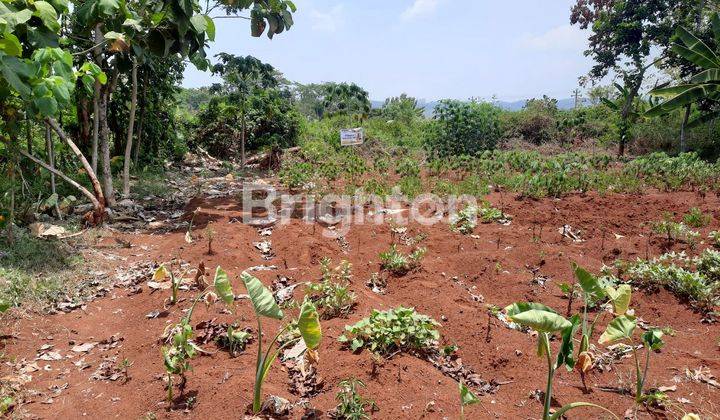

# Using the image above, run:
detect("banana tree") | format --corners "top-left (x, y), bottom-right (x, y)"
top-left (240, 272), bottom-right (321, 414)
top-left (505, 302), bottom-right (617, 420)
top-left (598, 285), bottom-right (665, 404)
top-left (647, 13), bottom-right (720, 127)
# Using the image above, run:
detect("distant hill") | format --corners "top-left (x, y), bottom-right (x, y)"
top-left (372, 97), bottom-right (591, 117)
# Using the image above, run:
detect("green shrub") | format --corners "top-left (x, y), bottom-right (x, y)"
top-left (683, 207), bottom-right (712, 228)
top-left (332, 378), bottom-right (376, 420)
top-left (426, 99), bottom-right (502, 156)
top-left (338, 307), bottom-right (440, 354)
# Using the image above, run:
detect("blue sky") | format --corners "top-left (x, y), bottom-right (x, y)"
top-left (184, 0), bottom-right (593, 102)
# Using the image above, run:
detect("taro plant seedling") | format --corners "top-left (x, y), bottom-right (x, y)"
top-left (505, 302), bottom-right (617, 420)
top-left (379, 245), bottom-right (426, 276)
top-left (459, 381), bottom-right (480, 420)
top-left (153, 265), bottom-right (184, 306)
top-left (598, 286), bottom-right (666, 405)
top-left (240, 272), bottom-right (322, 414)
top-left (332, 378), bottom-right (377, 420)
top-left (709, 231), bottom-right (720, 248)
top-left (450, 205), bottom-right (478, 234)
top-left (651, 214), bottom-right (700, 246)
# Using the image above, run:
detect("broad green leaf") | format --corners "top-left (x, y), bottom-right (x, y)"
top-left (504, 302), bottom-right (557, 317)
top-left (298, 301), bottom-right (322, 350)
top-left (687, 109), bottom-right (720, 129)
top-left (241, 272), bottom-right (283, 320)
top-left (97, 0), bottom-right (120, 16)
top-left (676, 26), bottom-right (720, 68)
top-left (713, 12), bottom-right (720, 45)
top-left (690, 69), bottom-right (720, 84)
top-left (459, 381), bottom-right (480, 407)
top-left (649, 84), bottom-right (696, 98)
top-left (671, 43), bottom-right (718, 70)
top-left (549, 402), bottom-right (619, 420)
top-left (641, 329), bottom-right (664, 351)
top-left (213, 266), bottom-right (234, 305)
top-left (33, 1), bottom-right (60, 33)
top-left (189, 14), bottom-right (207, 34)
top-left (122, 18), bottom-right (142, 31)
top-left (605, 284), bottom-right (631, 315)
top-left (33, 96), bottom-right (58, 116)
top-left (572, 263), bottom-right (605, 302)
top-left (103, 31), bottom-right (124, 40)
top-left (0, 33), bottom-right (22, 56)
top-left (508, 309), bottom-right (571, 333)
top-left (646, 84), bottom-right (720, 116)
top-left (598, 315), bottom-right (636, 344)
top-left (204, 15), bottom-right (215, 41)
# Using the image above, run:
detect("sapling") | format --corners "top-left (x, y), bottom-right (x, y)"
top-left (154, 265), bottom-right (184, 306)
top-left (240, 272), bottom-right (322, 414)
top-left (598, 285), bottom-right (665, 405)
top-left (459, 381), bottom-right (480, 420)
top-left (505, 302), bottom-right (617, 420)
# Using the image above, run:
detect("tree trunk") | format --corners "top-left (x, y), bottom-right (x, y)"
top-left (133, 72), bottom-right (148, 167)
top-left (680, 105), bottom-right (690, 153)
top-left (45, 122), bottom-right (61, 218)
top-left (46, 117), bottom-right (106, 222)
top-left (122, 58), bottom-right (138, 197)
top-left (7, 145), bottom-right (16, 244)
top-left (26, 115), bottom-right (32, 155)
top-left (91, 24), bottom-right (103, 177)
top-left (241, 110), bottom-right (246, 167)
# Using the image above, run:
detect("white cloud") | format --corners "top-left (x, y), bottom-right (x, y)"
top-left (309, 5), bottom-right (344, 32)
top-left (401, 0), bottom-right (440, 22)
top-left (520, 24), bottom-right (588, 51)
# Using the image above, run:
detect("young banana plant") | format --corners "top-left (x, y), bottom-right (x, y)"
top-left (458, 381), bottom-right (480, 419)
top-left (239, 272), bottom-right (322, 414)
top-left (505, 302), bottom-right (617, 420)
top-left (598, 284), bottom-right (665, 404)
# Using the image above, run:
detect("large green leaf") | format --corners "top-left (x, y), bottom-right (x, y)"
top-left (572, 263), bottom-right (605, 302)
top-left (241, 272), bottom-right (283, 320)
top-left (676, 26), bottom-right (720, 68)
top-left (459, 381), bottom-right (480, 407)
top-left (204, 15), bottom-right (215, 41)
top-left (0, 298), bottom-right (10, 312)
top-left (0, 32), bottom-right (21, 56)
top-left (646, 84), bottom-right (720, 116)
top-left (649, 84), bottom-right (696, 98)
top-left (598, 315), bottom-right (636, 344)
top-left (508, 309), bottom-right (571, 333)
top-left (605, 284), bottom-right (631, 315)
top-left (687, 109), bottom-right (720, 129)
top-left (96, 0), bottom-right (120, 16)
top-left (213, 266), bottom-right (234, 305)
top-left (189, 14), bottom-right (207, 34)
top-left (298, 301), bottom-right (321, 350)
top-left (671, 43), bottom-right (718, 70)
top-left (504, 302), bottom-right (557, 317)
top-left (713, 12), bottom-right (720, 46)
top-left (32, 1), bottom-right (60, 32)
top-left (690, 69), bottom-right (720, 84)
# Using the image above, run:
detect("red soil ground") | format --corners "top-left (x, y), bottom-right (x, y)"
top-left (2, 190), bottom-right (720, 419)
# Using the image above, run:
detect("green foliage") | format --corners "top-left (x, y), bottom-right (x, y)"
top-left (683, 207), bottom-right (712, 228)
top-left (379, 244), bottom-right (426, 275)
top-left (710, 231), bottom-right (720, 248)
top-left (306, 258), bottom-right (356, 319)
top-left (651, 214), bottom-right (700, 245)
top-left (427, 99), bottom-right (502, 156)
top-left (332, 378), bottom-right (376, 420)
top-left (338, 306), bottom-right (440, 354)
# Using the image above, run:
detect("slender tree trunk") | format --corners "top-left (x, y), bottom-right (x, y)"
top-left (45, 122), bottom-right (61, 218)
top-left (122, 58), bottom-right (138, 197)
top-left (241, 110), bottom-right (246, 167)
top-left (46, 117), bottom-right (106, 222)
top-left (133, 72), bottom-right (148, 167)
top-left (680, 105), bottom-right (691, 153)
top-left (26, 115), bottom-right (32, 155)
top-left (92, 83), bottom-right (100, 174)
top-left (7, 144), bottom-right (16, 244)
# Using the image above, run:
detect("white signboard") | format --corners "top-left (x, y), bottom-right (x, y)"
top-left (340, 128), bottom-right (364, 146)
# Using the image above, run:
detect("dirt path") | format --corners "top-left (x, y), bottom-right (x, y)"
top-left (2, 190), bottom-right (720, 419)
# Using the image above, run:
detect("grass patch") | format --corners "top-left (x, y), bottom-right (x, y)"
top-left (0, 230), bottom-right (85, 310)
